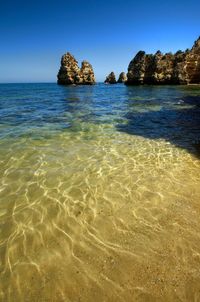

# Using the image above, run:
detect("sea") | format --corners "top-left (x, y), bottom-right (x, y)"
top-left (0, 83), bottom-right (200, 301)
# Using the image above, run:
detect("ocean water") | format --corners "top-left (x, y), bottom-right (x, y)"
top-left (1, 83), bottom-right (200, 301)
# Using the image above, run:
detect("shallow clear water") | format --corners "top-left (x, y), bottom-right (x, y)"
top-left (1, 83), bottom-right (200, 301)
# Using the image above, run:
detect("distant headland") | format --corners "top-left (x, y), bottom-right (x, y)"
top-left (126, 36), bottom-right (200, 85)
top-left (57, 37), bottom-right (200, 85)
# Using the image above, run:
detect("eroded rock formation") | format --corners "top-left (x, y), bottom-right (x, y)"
top-left (117, 72), bottom-right (127, 83)
top-left (57, 52), bottom-right (95, 85)
top-left (126, 37), bottom-right (200, 85)
top-left (104, 72), bottom-right (117, 84)
top-left (185, 38), bottom-right (200, 83)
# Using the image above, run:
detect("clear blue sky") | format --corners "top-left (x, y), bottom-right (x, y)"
top-left (0, 0), bottom-right (200, 83)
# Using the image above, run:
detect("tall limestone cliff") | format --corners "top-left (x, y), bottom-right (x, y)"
top-left (126, 37), bottom-right (200, 85)
top-left (57, 52), bottom-right (95, 85)
top-left (185, 38), bottom-right (200, 83)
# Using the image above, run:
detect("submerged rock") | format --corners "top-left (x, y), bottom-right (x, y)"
top-left (126, 37), bottom-right (200, 85)
top-left (57, 52), bottom-right (95, 85)
top-left (104, 72), bottom-right (117, 84)
top-left (117, 72), bottom-right (127, 83)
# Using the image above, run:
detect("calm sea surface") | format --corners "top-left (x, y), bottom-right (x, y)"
top-left (1, 83), bottom-right (200, 301)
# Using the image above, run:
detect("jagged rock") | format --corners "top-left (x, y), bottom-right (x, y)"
top-left (117, 72), bottom-right (127, 83)
top-left (104, 72), bottom-right (117, 84)
top-left (126, 37), bottom-right (200, 85)
top-left (80, 61), bottom-right (95, 84)
top-left (57, 52), bottom-right (95, 85)
top-left (185, 38), bottom-right (200, 84)
top-left (126, 51), bottom-right (146, 84)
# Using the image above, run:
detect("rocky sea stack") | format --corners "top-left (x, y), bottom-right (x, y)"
top-left (126, 37), bottom-right (200, 85)
top-left (57, 52), bottom-right (95, 85)
top-left (104, 72), bottom-right (117, 84)
top-left (117, 72), bottom-right (127, 83)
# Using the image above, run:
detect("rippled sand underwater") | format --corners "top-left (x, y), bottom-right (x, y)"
top-left (1, 83), bottom-right (200, 301)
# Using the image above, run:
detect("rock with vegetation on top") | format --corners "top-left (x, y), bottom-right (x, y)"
top-left (126, 37), bottom-right (200, 85)
top-left (104, 72), bottom-right (117, 84)
top-left (57, 52), bottom-right (95, 85)
top-left (117, 72), bottom-right (127, 83)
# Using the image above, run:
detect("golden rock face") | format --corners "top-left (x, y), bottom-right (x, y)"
top-left (185, 39), bottom-right (200, 84)
top-left (126, 37), bottom-right (200, 85)
top-left (57, 52), bottom-right (95, 85)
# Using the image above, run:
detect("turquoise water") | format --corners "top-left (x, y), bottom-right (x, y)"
top-left (1, 83), bottom-right (200, 301)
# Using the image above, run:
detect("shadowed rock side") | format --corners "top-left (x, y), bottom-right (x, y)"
top-left (104, 72), bottom-right (117, 84)
top-left (57, 52), bottom-right (95, 85)
top-left (117, 72), bottom-right (127, 83)
top-left (126, 37), bottom-right (200, 85)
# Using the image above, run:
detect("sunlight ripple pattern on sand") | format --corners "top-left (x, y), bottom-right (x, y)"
top-left (0, 83), bottom-right (200, 301)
